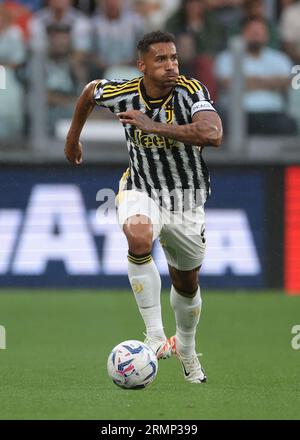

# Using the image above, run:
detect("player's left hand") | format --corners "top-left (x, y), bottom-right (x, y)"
top-left (64, 140), bottom-right (83, 165)
top-left (117, 110), bottom-right (155, 133)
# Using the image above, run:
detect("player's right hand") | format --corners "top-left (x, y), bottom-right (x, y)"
top-left (64, 140), bottom-right (83, 165)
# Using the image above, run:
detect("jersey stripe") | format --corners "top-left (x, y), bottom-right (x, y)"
top-left (185, 145), bottom-right (202, 194)
top-left (103, 82), bottom-right (138, 93)
top-left (199, 149), bottom-right (210, 200)
top-left (102, 86), bottom-right (139, 99)
top-left (103, 79), bottom-right (140, 92)
top-left (199, 82), bottom-right (210, 101)
top-left (143, 148), bottom-right (162, 192)
top-left (177, 79), bottom-right (195, 94)
top-left (171, 147), bottom-right (189, 189)
top-left (128, 146), bottom-right (142, 189)
top-left (156, 147), bottom-right (175, 210)
top-left (134, 146), bottom-right (155, 196)
top-left (179, 76), bottom-right (199, 93)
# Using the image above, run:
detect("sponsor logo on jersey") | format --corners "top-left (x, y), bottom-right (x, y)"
top-left (132, 129), bottom-right (177, 149)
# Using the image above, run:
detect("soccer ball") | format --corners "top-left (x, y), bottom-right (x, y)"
top-left (107, 340), bottom-right (158, 389)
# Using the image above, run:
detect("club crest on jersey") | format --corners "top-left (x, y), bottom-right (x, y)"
top-left (165, 106), bottom-right (174, 124)
top-left (133, 129), bottom-right (176, 149)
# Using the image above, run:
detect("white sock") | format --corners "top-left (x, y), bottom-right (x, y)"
top-left (128, 252), bottom-right (165, 340)
top-left (170, 285), bottom-right (202, 356)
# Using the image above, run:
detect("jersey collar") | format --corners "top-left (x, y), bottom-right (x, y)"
top-left (138, 78), bottom-right (174, 110)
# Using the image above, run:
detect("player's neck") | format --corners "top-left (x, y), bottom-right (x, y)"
top-left (142, 77), bottom-right (173, 99)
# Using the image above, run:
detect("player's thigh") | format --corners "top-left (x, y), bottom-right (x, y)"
top-left (116, 190), bottom-right (162, 240)
top-left (159, 206), bottom-right (206, 271)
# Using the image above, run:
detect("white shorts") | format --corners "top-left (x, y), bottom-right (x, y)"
top-left (116, 189), bottom-right (206, 271)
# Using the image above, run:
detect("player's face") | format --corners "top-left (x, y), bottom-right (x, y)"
top-left (138, 43), bottom-right (179, 87)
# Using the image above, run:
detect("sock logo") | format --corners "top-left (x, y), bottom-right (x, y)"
top-left (131, 280), bottom-right (144, 294)
top-left (191, 307), bottom-right (201, 318)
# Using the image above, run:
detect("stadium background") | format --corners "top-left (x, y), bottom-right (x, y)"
top-left (0, 0), bottom-right (300, 420)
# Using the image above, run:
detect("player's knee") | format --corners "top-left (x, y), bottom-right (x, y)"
top-left (128, 235), bottom-right (152, 254)
top-left (173, 281), bottom-right (198, 297)
top-left (124, 223), bottom-right (153, 255)
top-left (170, 267), bottom-right (199, 297)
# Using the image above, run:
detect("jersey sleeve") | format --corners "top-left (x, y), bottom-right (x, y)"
top-left (93, 79), bottom-right (120, 110)
top-left (93, 78), bottom-right (140, 112)
top-left (189, 79), bottom-right (216, 118)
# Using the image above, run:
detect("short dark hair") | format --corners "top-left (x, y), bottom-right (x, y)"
top-left (137, 31), bottom-right (176, 55)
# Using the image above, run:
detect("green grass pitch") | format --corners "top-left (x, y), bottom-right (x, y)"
top-left (0, 289), bottom-right (299, 420)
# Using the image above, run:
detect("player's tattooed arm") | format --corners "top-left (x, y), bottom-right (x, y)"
top-left (189, 111), bottom-right (223, 147)
top-left (64, 80), bottom-right (98, 164)
top-left (118, 110), bottom-right (156, 133)
top-left (117, 110), bottom-right (223, 147)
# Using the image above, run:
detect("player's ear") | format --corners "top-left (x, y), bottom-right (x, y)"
top-left (137, 58), bottom-right (145, 74)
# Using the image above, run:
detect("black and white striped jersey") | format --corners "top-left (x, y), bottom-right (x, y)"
top-left (93, 75), bottom-right (217, 211)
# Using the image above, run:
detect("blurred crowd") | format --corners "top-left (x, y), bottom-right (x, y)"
top-left (0, 0), bottom-right (300, 140)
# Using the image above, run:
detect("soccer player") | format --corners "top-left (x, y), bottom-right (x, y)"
top-left (64, 31), bottom-right (223, 383)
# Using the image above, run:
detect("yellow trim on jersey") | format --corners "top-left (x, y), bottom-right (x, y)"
top-left (138, 78), bottom-right (151, 110)
top-left (94, 78), bottom-right (141, 102)
top-left (116, 168), bottom-right (130, 205)
top-left (102, 85), bottom-right (139, 99)
top-left (119, 168), bottom-right (130, 192)
top-left (149, 98), bottom-right (164, 103)
top-left (138, 78), bottom-right (174, 110)
top-left (103, 78), bottom-right (140, 92)
top-left (162, 93), bottom-right (173, 109)
top-left (177, 79), bottom-right (194, 94)
top-left (192, 79), bottom-right (203, 92)
top-left (93, 79), bottom-right (104, 102)
top-left (179, 75), bottom-right (203, 92)
top-left (177, 80), bottom-right (195, 94)
top-left (177, 76), bottom-right (203, 94)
